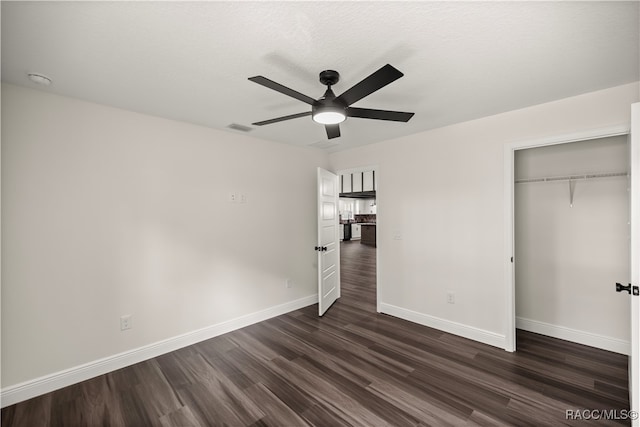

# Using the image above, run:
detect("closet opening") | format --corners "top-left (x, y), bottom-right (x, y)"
top-left (513, 135), bottom-right (630, 354)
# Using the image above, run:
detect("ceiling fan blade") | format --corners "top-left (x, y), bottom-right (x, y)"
top-left (325, 124), bottom-right (340, 139)
top-left (252, 111), bottom-right (311, 126)
top-left (248, 76), bottom-right (316, 105)
top-left (347, 107), bottom-right (414, 122)
top-left (335, 64), bottom-right (404, 107)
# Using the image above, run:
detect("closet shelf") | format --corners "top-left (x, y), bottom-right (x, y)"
top-left (515, 171), bottom-right (628, 184)
top-left (516, 171), bottom-right (628, 207)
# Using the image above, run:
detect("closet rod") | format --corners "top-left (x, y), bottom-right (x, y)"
top-left (515, 171), bottom-right (628, 184)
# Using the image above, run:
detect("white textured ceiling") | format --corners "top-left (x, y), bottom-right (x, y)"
top-left (2, 1), bottom-right (639, 152)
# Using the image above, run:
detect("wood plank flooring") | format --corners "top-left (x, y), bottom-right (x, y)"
top-left (2, 241), bottom-right (630, 426)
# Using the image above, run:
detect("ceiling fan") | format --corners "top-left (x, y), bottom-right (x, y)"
top-left (248, 64), bottom-right (414, 139)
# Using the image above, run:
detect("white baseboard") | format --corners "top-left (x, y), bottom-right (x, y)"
top-left (516, 317), bottom-right (629, 355)
top-left (379, 303), bottom-right (506, 349)
top-left (1, 294), bottom-right (318, 408)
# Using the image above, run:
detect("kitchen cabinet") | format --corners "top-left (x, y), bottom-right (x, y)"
top-left (352, 173), bottom-right (363, 192)
top-left (361, 224), bottom-right (376, 247)
top-left (352, 224), bottom-right (361, 239)
top-left (340, 170), bottom-right (375, 195)
top-left (341, 174), bottom-right (352, 193)
top-left (363, 171), bottom-right (374, 191)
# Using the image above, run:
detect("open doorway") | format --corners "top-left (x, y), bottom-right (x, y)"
top-left (337, 167), bottom-right (378, 314)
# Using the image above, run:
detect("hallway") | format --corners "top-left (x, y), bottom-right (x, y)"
top-left (339, 240), bottom-right (377, 314)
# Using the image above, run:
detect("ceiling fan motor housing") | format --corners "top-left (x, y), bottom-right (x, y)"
top-left (313, 86), bottom-right (347, 124)
top-left (313, 88), bottom-right (345, 110)
top-left (313, 73), bottom-right (347, 124)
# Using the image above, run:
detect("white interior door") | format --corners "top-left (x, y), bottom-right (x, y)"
top-left (317, 167), bottom-right (340, 316)
top-left (629, 103), bottom-right (639, 424)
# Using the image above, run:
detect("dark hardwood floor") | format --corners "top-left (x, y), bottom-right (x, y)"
top-left (2, 241), bottom-right (630, 426)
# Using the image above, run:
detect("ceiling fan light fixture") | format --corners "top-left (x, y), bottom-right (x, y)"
top-left (312, 108), bottom-right (346, 125)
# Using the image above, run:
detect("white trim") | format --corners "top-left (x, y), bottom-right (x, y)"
top-left (379, 303), bottom-right (505, 349)
top-left (503, 124), bottom-right (631, 353)
top-left (504, 142), bottom-right (516, 352)
top-left (629, 103), bottom-right (640, 423)
top-left (507, 125), bottom-right (630, 151)
top-left (375, 166), bottom-right (381, 314)
top-left (517, 317), bottom-right (629, 355)
top-left (0, 294), bottom-right (318, 408)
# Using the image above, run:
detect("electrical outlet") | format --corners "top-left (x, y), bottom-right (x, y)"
top-left (240, 193), bottom-right (247, 204)
top-left (229, 192), bottom-right (238, 203)
top-left (286, 279), bottom-right (293, 288)
top-left (447, 292), bottom-right (455, 304)
top-left (120, 315), bottom-right (132, 331)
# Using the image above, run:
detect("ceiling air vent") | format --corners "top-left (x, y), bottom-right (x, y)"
top-left (227, 123), bottom-right (253, 132)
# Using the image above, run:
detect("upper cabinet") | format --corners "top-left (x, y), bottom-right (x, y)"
top-left (340, 169), bottom-right (376, 195)
top-left (341, 174), bottom-right (352, 193)
top-left (352, 173), bottom-right (363, 192)
top-left (363, 171), bottom-right (374, 192)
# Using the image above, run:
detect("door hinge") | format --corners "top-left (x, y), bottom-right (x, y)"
top-left (314, 246), bottom-right (327, 252)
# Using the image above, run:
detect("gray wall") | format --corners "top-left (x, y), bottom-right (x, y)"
top-left (1, 83), bottom-right (328, 388)
top-left (329, 82), bottom-right (639, 349)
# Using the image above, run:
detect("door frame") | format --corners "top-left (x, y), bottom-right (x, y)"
top-left (337, 165), bottom-right (381, 313)
top-left (503, 124), bottom-right (631, 352)
top-left (629, 103), bottom-right (639, 423)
